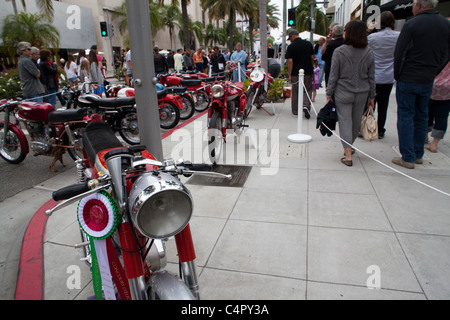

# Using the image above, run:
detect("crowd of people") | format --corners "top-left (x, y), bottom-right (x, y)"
top-left (122, 41), bottom-right (282, 87)
top-left (16, 43), bottom-right (108, 108)
top-left (286, 0), bottom-right (449, 169)
top-left (12, 0), bottom-right (449, 170)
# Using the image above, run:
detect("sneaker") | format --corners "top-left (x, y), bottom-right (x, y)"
top-left (303, 107), bottom-right (311, 119)
top-left (415, 158), bottom-right (423, 164)
top-left (392, 157), bottom-right (415, 169)
top-left (290, 113), bottom-right (298, 118)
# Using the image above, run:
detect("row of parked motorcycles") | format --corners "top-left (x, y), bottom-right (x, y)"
top-left (0, 62), bottom-right (274, 300)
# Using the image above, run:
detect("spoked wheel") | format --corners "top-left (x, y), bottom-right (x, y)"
top-left (245, 87), bottom-right (256, 118)
top-left (0, 123), bottom-right (27, 164)
top-left (68, 123), bottom-right (87, 161)
top-left (194, 90), bottom-right (210, 112)
top-left (118, 111), bottom-right (140, 145)
top-left (179, 94), bottom-right (195, 120)
top-left (208, 111), bottom-right (224, 164)
top-left (159, 101), bottom-right (180, 129)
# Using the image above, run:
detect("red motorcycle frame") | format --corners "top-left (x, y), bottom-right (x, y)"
top-left (118, 86), bottom-right (187, 129)
top-left (45, 120), bottom-right (231, 299)
top-left (246, 68), bottom-right (274, 115)
top-left (158, 74), bottom-right (217, 112)
top-left (0, 99), bottom-right (93, 171)
top-left (207, 80), bottom-right (248, 164)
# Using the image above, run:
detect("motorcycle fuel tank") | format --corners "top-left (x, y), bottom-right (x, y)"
top-left (18, 102), bottom-right (54, 122)
top-left (165, 76), bottom-right (182, 86)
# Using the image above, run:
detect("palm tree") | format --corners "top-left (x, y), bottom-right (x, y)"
top-left (201, 0), bottom-right (249, 51)
top-left (243, 0), bottom-right (280, 54)
top-left (6, 0), bottom-right (55, 22)
top-left (177, 17), bottom-right (204, 49)
top-left (112, 1), bottom-right (164, 40)
top-left (181, 0), bottom-right (191, 50)
top-left (1, 12), bottom-right (59, 60)
top-left (295, 0), bottom-right (329, 36)
top-left (161, 5), bottom-right (181, 50)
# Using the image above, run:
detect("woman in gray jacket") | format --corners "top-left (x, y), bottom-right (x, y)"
top-left (326, 20), bottom-right (376, 166)
top-left (88, 50), bottom-right (104, 96)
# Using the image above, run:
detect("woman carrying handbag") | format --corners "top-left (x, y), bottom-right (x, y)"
top-left (326, 20), bottom-right (376, 167)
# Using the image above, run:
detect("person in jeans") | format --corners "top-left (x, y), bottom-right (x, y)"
top-left (393, 0), bottom-right (450, 169)
top-left (326, 20), bottom-right (375, 167)
top-left (368, 11), bottom-right (399, 139)
top-left (39, 49), bottom-right (59, 109)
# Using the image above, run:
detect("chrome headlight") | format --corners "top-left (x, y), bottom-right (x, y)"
top-left (211, 84), bottom-right (225, 98)
top-left (128, 172), bottom-right (193, 239)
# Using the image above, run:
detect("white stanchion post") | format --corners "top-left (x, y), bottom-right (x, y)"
top-left (238, 61), bottom-right (241, 83)
top-left (288, 69), bottom-right (312, 143)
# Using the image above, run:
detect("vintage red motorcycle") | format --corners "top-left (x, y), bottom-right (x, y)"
top-left (0, 99), bottom-right (92, 171)
top-left (45, 120), bottom-right (231, 299)
top-left (118, 86), bottom-right (191, 129)
top-left (246, 67), bottom-right (274, 114)
top-left (158, 74), bottom-right (216, 113)
top-left (207, 79), bottom-right (249, 164)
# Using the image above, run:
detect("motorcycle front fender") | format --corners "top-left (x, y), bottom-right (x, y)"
top-left (0, 120), bottom-right (29, 154)
top-left (148, 270), bottom-right (196, 300)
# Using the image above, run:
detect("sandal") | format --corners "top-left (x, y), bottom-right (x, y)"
top-left (341, 157), bottom-right (353, 167)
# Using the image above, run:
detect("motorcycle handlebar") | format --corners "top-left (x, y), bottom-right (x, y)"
top-left (52, 181), bottom-right (90, 201)
top-left (184, 163), bottom-right (212, 172)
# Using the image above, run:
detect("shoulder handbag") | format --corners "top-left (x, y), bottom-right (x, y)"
top-left (360, 106), bottom-right (378, 141)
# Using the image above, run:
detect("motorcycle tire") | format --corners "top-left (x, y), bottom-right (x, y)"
top-left (179, 94), bottom-right (195, 120)
top-left (207, 111), bottom-right (223, 165)
top-left (159, 101), bottom-right (180, 129)
top-left (0, 122), bottom-right (27, 164)
top-left (67, 123), bottom-right (87, 162)
top-left (117, 111), bottom-right (140, 145)
top-left (194, 90), bottom-right (210, 112)
top-left (245, 87), bottom-right (256, 118)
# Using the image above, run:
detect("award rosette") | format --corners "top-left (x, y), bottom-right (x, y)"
top-left (77, 191), bottom-right (121, 300)
top-left (77, 191), bottom-right (120, 240)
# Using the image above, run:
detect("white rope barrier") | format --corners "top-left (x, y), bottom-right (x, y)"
top-left (299, 80), bottom-right (450, 198)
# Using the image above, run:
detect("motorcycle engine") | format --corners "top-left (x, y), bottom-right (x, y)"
top-left (26, 122), bottom-right (53, 154)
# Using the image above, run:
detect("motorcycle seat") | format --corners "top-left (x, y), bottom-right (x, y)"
top-left (165, 87), bottom-right (187, 94)
top-left (83, 121), bottom-right (125, 166)
top-left (80, 94), bottom-right (136, 108)
top-left (180, 79), bottom-right (202, 86)
top-left (157, 89), bottom-right (168, 99)
top-left (47, 108), bottom-right (86, 123)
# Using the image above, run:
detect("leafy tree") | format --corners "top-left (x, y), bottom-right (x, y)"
top-left (1, 12), bottom-right (59, 60)
top-left (201, 0), bottom-right (249, 51)
top-left (6, 0), bottom-right (55, 22)
top-left (295, 0), bottom-right (330, 36)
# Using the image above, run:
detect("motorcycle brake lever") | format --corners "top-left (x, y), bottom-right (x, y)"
top-left (182, 170), bottom-right (232, 180)
top-left (45, 183), bottom-right (111, 217)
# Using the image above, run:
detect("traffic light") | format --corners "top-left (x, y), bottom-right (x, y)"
top-left (100, 21), bottom-right (108, 37)
top-left (288, 8), bottom-right (296, 27)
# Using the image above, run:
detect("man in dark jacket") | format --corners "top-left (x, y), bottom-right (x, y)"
top-left (392, 0), bottom-right (450, 169)
top-left (210, 46), bottom-right (226, 76)
top-left (286, 29), bottom-right (314, 118)
top-left (153, 46), bottom-right (168, 75)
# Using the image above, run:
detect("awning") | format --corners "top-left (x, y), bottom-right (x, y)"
top-left (380, 0), bottom-right (414, 19)
top-left (380, 0), bottom-right (450, 20)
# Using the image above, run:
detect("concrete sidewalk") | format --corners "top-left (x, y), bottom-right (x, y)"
top-left (7, 87), bottom-right (450, 300)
